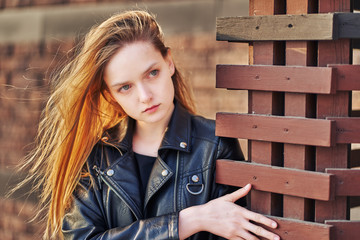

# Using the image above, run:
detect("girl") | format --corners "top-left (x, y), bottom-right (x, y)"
top-left (24, 10), bottom-right (279, 240)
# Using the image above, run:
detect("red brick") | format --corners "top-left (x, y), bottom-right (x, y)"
top-left (0, 230), bottom-right (14, 240)
top-left (0, 198), bottom-right (15, 213)
top-left (17, 0), bottom-right (33, 7)
top-left (69, 0), bottom-right (96, 3)
top-left (33, 0), bottom-right (64, 6)
top-left (12, 43), bottom-right (41, 57)
top-left (4, 0), bottom-right (20, 8)
top-left (0, 44), bottom-right (14, 57)
top-left (0, 57), bottom-right (21, 71)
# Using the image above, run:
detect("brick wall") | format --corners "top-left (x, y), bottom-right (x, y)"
top-left (0, 197), bottom-right (43, 240)
top-left (0, 1), bottom-right (249, 238)
top-left (0, 40), bottom-right (75, 169)
top-left (0, 0), bottom-right (171, 9)
top-left (0, 39), bottom-right (75, 240)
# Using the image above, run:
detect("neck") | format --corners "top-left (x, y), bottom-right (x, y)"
top-left (132, 104), bottom-right (174, 156)
top-left (135, 120), bottom-right (168, 141)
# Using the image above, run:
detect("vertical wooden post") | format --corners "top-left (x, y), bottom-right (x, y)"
top-left (315, 0), bottom-right (352, 223)
top-left (283, 0), bottom-right (317, 221)
top-left (248, 0), bottom-right (285, 216)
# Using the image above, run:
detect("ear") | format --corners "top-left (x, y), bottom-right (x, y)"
top-left (165, 49), bottom-right (175, 77)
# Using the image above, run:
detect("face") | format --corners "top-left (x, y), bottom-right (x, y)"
top-left (104, 41), bottom-right (175, 126)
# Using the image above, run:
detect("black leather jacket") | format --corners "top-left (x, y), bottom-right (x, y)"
top-left (62, 103), bottom-right (244, 239)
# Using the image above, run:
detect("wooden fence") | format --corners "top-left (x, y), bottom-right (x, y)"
top-left (215, 0), bottom-right (360, 239)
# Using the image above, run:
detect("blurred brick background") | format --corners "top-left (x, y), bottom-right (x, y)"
top-left (0, 1), bottom-right (249, 239)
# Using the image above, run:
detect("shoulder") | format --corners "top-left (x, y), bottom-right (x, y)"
top-left (87, 141), bottom-right (125, 168)
top-left (190, 114), bottom-right (216, 143)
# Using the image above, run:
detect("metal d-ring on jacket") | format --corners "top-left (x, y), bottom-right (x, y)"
top-left (62, 102), bottom-right (244, 240)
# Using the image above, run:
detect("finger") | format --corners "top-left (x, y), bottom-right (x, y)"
top-left (243, 209), bottom-right (277, 229)
top-left (223, 184), bottom-right (252, 202)
top-left (243, 222), bottom-right (279, 240)
top-left (237, 230), bottom-right (260, 240)
top-left (230, 237), bottom-right (246, 240)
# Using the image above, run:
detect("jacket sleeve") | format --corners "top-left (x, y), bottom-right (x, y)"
top-left (211, 136), bottom-right (246, 205)
top-left (62, 180), bottom-right (179, 240)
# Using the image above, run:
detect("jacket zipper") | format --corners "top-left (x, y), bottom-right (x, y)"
top-left (93, 164), bottom-right (141, 220)
top-left (93, 165), bottom-right (103, 190)
top-left (173, 151), bottom-right (180, 212)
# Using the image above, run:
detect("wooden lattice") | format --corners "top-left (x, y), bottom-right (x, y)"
top-left (215, 0), bottom-right (360, 239)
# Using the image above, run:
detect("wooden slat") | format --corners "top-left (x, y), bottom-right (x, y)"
top-left (335, 13), bottom-right (360, 39)
top-left (327, 117), bottom-right (360, 143)
top-left (315, 0), bottom-right (351, 223)
top-left (216, 65), bottom-right (334, 94)
top-left (216, 113), bottom-right (335, 147)
top-left (217, 13), bottom-right (360, 42)
top-left (216, 160), bottom-right (334, 201)
top-left (283, 0), bottom-right (316, 222)
top-left (217, 14), bottom-right (335, 41)
top-left (261, 216), bottom-right (333, 240)
top-left (325, 169), bottom-right (360, 196)
top-left (324, 220), bottom-right (360, 240)
top-left (248, 0), bottom-right (285, 217)
top-left (330, 64), bottom-right (360, 91)
top-left (216, 64), bottom-right (360, 93)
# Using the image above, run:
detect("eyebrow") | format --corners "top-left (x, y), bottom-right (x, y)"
top-left (110, 62), bottom-right (159, 88)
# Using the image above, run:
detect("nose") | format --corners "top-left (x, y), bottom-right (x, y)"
top-left (137, 83), bottom-right (152, 103)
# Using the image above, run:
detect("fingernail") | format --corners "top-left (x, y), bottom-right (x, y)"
top-left (272, 222), bottom-right (277, 228)
top-left (274, 236), bottom-right (280, 240)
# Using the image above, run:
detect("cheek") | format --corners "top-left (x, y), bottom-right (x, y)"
top-left (115, 98), bottom-right (138, 118)
top-left (111, 95), bottom-right (132, 111)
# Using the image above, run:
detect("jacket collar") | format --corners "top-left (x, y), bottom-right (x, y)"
top-left (106, 101), bottom-right (192, 153)
top-left (159, 101), bottom-right (191, 153)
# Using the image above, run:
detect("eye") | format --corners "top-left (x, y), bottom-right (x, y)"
top-left (118, 84), bottom-right (131, 93)
top-left (149, 70), bottom-right (159, 77)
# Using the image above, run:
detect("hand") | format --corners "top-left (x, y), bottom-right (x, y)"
top-left (201, 184), bottom-right (279, 240)
top-left (179, 184), bottom-right (280, 240)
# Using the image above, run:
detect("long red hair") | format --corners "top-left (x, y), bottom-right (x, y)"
top-left (19, 10), bottom-right (195, 239)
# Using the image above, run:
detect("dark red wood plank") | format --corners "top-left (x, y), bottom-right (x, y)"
top-left (216, 113), bottom-right (335, 146)
top-left (315, 0), bottom-right (351, 223)
top-left (284, 0), bottom-right (317, 222)
top-left (330, 64), bottom-right (360, 91)
top-left (327, 117), bottom-right (360, 143)
top-left (261, 216), bottom-right (333, 240)
top-left (248, 0), bottom-right (285, 217)
top-left (324, 220), bottom-right (360, 240)
top-left (325, 169), bottom-right (360, 196)
top-left (216, 65), bottom-right (334, 94)
top-left (216, 160), bottom-right (334, 201)
top-left (319, 0), bottom-right (351, 13)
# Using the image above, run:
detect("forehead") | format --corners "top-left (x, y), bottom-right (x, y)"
top-left (104, 41), bottom-right (163, 82)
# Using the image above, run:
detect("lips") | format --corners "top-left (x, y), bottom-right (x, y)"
top-left (144, 104), bottom-right (160, 113)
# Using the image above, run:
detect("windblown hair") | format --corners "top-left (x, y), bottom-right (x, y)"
top-left (20, 10), bottom-right (195, 239)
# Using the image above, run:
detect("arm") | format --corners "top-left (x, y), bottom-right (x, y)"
top-left (179, 138), bottom-right (279, 240)
top-left (179, 184), bottom-right (279, 240)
